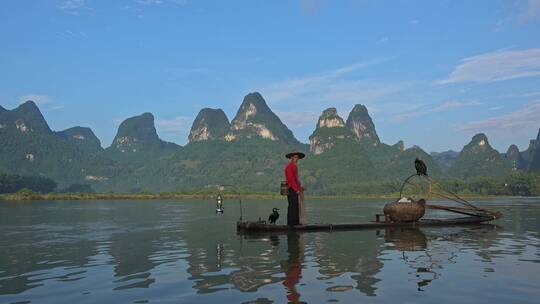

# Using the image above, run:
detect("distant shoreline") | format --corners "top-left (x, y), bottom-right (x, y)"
top-left (0, 192), bottom-right (518, 201)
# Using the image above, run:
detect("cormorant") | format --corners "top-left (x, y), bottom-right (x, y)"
top-left (415, 158), bottom-right (428, 176)
top-left (268, 208), bottom-right (280, 224)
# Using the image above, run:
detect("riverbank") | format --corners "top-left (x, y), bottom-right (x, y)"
top-left (0, 192), bottom-right (394, 201)
top-left (0, 190), bottom-right (514, 201)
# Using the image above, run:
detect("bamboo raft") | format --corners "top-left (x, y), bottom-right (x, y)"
top-left (237, 215), bottom-right (499, 233)
top-left (237, 170), bottom-right (504, 233)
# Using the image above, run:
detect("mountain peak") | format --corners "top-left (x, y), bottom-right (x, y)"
top-left (111, 112), bottom-right (162, 151)
top-left (189, 108), bottom-right (230, 142)
top-left (345, 104), bottom-right (380, 146)
top-left (234, 92), bottom-right (273, 120)
top-left (309, 108), bottom-right (356, 154)
top-left (527, 128), bottom-right (540, 171)
top-left (351, 104), bottom-right (368, 113)
top-left (16, 100), bottom-right (45, 119)
top-left (56, 126), bottom-right (103, 153)
top-left (431, 150), bottom-right (459, 171)
top-left (19, 100), bottom-right (39, 109)
top-left (450, 133), bottom-right (509, 178)
top-left (520, 130), bottom-right (540, 166)
top-left (471, 133), bottom-right (489, 147)
top-left (242, 92), bottom-right (269, 109)
top-left (105, 112), bottom-right (180, 167)
top-left (316, 108), bottom-right (345, 129)
top-left (226, 92), bottom-right (298, 144)
top-left (506, 144), bottom-right (525, 170)
top-left (141, 112), bottom-right (153, 118)
top-left (0, 100), bottom-right (51, 133)
top-left (506, 144), bottom-right (519, 155)
top-left (393, 140), bottom-right (405, 152)
top-left (526, 139), bottom-right (537, 153)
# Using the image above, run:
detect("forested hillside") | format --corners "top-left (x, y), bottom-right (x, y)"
top-left (1, 93), bottom-right (539, 195)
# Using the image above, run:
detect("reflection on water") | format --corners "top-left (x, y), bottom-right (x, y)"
top-left (281, 233), bottom-right (302, 303)
top-left (0, 199), bottom-right (539, 303)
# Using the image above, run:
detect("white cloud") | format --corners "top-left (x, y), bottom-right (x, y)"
top-left (320, 80), bottom-right (408, 106)
top-left (390, 103), bottom-right (426, 122)
top-left (50, 105), bottom-right (66, 111)
top-left (436, 48), bottom-right (540, 84)
top-left (523, 91), bottom-right (540, 98)
top-left (126, 0), bottom-right (187, 19)
top-left (430, 100), bottom-right (483, 112)
top-left (392, 100), bottom-right (482, 122)
top-left (275, 111), bottom-right (319, 127)
top-left (19, 94), bottom-right (53, 105)
top-left (155, 116), bottom-right (192, 133)
top-left (135, 0), bottom-right (187, 6)
top-left (260, 58), bottom-right (406, 109)
top-left (391, 112), bottom-right (420, 123)
top-left (136, 0), bottom-right (163, 4)
top-left (459, 100), bottom-right (540, 136)
top-left (57, 0), bottom-right (88, 15)
top-left (56, 30), bottom-right (87, 40)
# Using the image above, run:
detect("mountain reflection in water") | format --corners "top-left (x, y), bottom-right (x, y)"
top-left (0, 199), bottom-right (539, 304)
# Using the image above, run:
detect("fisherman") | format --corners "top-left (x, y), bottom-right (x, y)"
top-left (284, 151), bottom-right (305, 225)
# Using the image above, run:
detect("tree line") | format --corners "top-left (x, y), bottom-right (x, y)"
top-left (1, 171), bottom-right (538, 197)
top-left (0, 173), bottom-right (57, 193)
top-left (0, 173), bottom-right (95, 194)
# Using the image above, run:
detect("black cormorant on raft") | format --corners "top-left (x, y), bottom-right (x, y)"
top-left (268, 208), bottom-right (280, 224)
top-left (237, 158), bottom-right (502, 233)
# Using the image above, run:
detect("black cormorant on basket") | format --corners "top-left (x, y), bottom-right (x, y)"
top-left (415, 158), bottom-right (428, 176)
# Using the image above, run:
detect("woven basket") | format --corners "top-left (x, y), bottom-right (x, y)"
top-left (383, 198), bottom-right (426, 223)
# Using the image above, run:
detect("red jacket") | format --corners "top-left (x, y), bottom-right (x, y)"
top-left (285, 162), bottom-right (301, 193)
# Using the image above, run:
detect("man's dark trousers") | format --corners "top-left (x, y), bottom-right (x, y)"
top-left (287, 187), bottom-right (300, 225)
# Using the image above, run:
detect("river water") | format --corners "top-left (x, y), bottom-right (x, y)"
top-left (0, 198), bottom-right (539, 303)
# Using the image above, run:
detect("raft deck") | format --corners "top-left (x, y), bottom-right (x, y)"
top-left (237, 216), bottom-right (498, 233)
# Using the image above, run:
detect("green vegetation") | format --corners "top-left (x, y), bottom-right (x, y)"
top-left (59, 183), bottom-right (95, 193)
top-left (0, 173), bottom-right (57, 193)
top-left (1, 94), bottom-right (539, 197)
top-left (449, 133), bottom-right (510, 178)
top-left (432, 172), bottom-right (539, 196)
top-left (55, 126), bottom-right (103, 153)
top-left (0, 101), bottom-right (125, 189)
top-left (189, 108), bottom-right (230, 142)
top-left (103, 112), bottom-right (180, 168)
top-left (3, 170), bottom-right (538, 202)
top-left (0, 189), bottom-right (284, 201)
top-left (125, 138), bottom-right (307, 192)
top-left (505, 171), bottom-right (540, 196)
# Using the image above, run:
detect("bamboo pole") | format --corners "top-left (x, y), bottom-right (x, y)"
top-left (299, 189), bottom-right (305, 225)
top-left (426, 204), bottom-right (483, 217)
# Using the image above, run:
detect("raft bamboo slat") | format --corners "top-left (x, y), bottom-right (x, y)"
top-left (237, 215), bottom-right (498, 233)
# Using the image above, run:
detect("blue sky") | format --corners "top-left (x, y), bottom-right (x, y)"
top-left (1, 0), bottom-right (539, 152)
